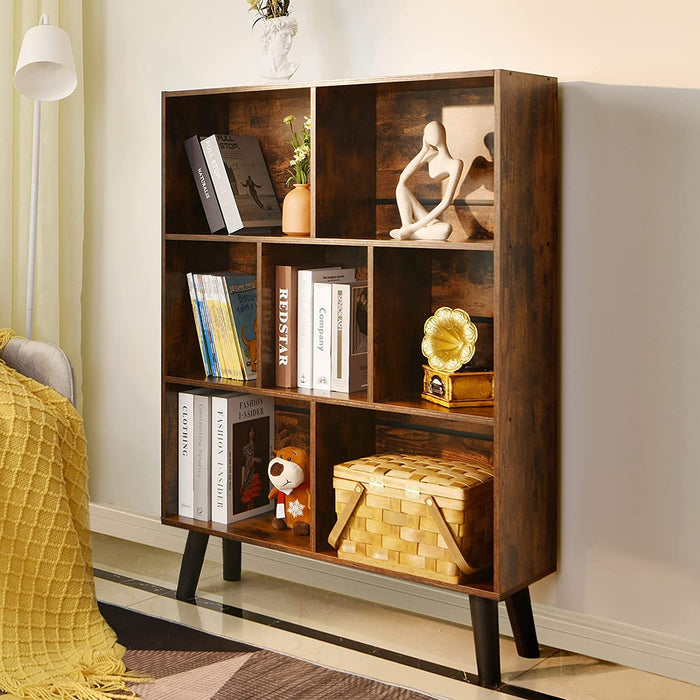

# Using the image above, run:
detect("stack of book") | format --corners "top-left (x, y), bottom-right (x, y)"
top-left (185, 134), bottom-right (282, 234)
top-left (275, 265), bottom-right (368, 394)
top-left (178, 390), bottom-right (275, 524)
top-left (187, 272), bottom-right (258, 380)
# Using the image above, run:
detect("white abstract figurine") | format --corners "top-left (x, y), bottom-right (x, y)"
top-left (390, 120), bottom-right (464, 241)
top-left (256, 16), bottom-right (299, 81)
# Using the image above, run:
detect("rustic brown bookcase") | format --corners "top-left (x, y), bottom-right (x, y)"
top-left (161, 70), bottom-right (558, 687)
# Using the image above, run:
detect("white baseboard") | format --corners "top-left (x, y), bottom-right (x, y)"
top-left (89, 503), bottom-right (700, 686)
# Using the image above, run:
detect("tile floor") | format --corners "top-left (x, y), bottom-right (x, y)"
top-left (92, 534), bottom-right (699, 700)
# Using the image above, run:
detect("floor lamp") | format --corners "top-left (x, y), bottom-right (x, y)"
top-left (13, 13), bottom-right (77, 339)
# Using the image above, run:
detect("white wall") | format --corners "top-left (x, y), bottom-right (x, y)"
top-left (83, 0), bottom-right (700, 646)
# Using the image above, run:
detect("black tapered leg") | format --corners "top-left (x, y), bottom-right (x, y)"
top-left (505, 586), bottom-right (540, 658)
top-left (176, 531), bottom-right (209, 601)
top-left (222, 539), bottom-right (242, 582)
top-left (469, 595), bottom-right (501, 688)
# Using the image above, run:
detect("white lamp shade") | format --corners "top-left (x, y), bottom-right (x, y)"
top-left (14, 23), bottom-right (77, 101)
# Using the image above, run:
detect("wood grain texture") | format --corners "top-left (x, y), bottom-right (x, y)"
top-left (315, 85), bottom-right (377, 239)
top-left (313, 404), bottom-right (376, 552)
top-left (375, 414), bottom-right (493, 462)
top-left (163, 94), bottom-right (231, 235)
top-left (375, 85), bottom-right (494, 242)
top-left (372, 247), bottom-right (431, 403)
top-left (227, 89), bottom-right (310, 211)
top-left (493, 70), bottom-right (559, 593)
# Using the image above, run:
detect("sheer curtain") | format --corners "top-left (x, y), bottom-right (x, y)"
top-left (0, 0), bottom-right (84, 405)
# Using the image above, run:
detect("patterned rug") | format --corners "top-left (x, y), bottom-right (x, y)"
top-left (100, 603), bottom-right (437, 700)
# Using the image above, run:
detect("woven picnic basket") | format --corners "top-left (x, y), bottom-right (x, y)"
top-left (328, 453), bottom-right (494, 584)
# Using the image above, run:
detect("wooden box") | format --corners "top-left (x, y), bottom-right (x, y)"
top-left (329, 453), bottom-right (494, 584)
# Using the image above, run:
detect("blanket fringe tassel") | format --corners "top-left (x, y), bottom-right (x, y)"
top-left (0, 653), bottom-right (152, 700)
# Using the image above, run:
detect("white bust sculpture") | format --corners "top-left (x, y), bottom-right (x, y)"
top-left (256, 16), bottom-right (299, 81)
top-left (390, 120), bottom-right (464, 241)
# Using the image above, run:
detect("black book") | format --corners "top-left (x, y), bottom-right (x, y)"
top-left (184, 136), bottom-right (226, 234)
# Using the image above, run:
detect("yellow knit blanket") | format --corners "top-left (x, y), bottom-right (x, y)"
top-left (0, 330), bottom-right (148, 699)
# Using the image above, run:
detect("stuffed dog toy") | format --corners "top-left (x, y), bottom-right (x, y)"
top-left (268, 446), bottom-right (311, 536)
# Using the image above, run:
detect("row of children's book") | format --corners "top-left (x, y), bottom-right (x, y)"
top-left (275, 265), bottom-right (368, 393)
top-left (186, 272), bottom-right (258, 380)
top-left (178, 389), bottom-right (274, 524)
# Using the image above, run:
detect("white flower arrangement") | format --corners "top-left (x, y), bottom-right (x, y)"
top-left (283, 114), bottom-right (310, 186)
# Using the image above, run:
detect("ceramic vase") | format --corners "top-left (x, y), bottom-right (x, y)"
top-left (282, 183), bottom-right (310, 236)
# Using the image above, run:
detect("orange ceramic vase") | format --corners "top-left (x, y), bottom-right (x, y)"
top-left (282, 183), bottom-right (311, 236)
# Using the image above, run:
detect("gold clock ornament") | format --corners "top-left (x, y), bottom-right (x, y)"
top-left (420, 307), bottom-right (494, 408)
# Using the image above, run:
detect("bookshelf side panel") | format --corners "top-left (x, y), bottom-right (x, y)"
top-left (493, 71), bottom-right (559, 594)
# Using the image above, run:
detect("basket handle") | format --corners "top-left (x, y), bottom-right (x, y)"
top-left (328, 482), bottom-right (365, 549)
top-left (424, 496), bottom-right (479, 575)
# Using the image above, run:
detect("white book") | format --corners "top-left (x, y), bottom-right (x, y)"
top-left (312, 282), bottom-right (333, 390)
top-left (177, 390), bottom-right (197, 518)
top-left (192, 391), bottom-right (212, 521)
top-left (297, 267), bottom-right (355, 389)
top-left (200, 135), bottom-right (244, 234)
top-left (211, 393), bottom-right (275, 524)
top-left (331, 281), bottom-right (369, 393)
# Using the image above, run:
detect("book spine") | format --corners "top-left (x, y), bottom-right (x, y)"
top-left (312, 282), bottom-right (333, 390)
top-left (331, 282), bottom-right (368, 393)
top-left (200, 135), bottom-right (244, 234)
top-left (204, 274), bottom-right (236, 379)
top-left (194, 274), bottom-right (221, 377)
top-left (296, 270), bottom-right (315, 389)
top-left (331, 283), bottom-right (346, 393)
top-left (186, 273), bottom-right (211, 375)
top-left (214, 275), bottom-right (243, 381)
top-left (192, 392), bottom-right (211, 521)
top-left (184, 136), bottom-right (225, 234)
top-left (275, 265), bottom-right (298, 388)
top-left (297, 268), bottom-right (356, 389)
top-left (210, 395), bottom-right (228, 524)
top-left (177, 391), bottom-right (195, 518)
top-left (216, 276), bottom-right (244, 381)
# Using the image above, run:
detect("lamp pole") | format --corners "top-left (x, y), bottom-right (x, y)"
top-left (25, 13), bottom-right (48, 340)
top-left (26, 88), bottom-right (42, 339)
top-left (14, 12), bottom-right (76, 339)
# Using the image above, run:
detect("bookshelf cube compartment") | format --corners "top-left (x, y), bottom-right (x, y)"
top-left (162, 388), bottom-right (314, 553)
top-left (315, 76), bottom-right (495, 242)
top-left (372, 246), bottom-right (494, 409)
top-left (164, 88), bottom-right (311, 236)
top-left (259, 242), bottom-right (368, 392)
top-left (315, 404), bottom-right (495, 590)
top-left (163, 239), bottom-right (257, 380)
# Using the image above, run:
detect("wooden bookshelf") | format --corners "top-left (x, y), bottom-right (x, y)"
top-left (161, 70), bottom-right (558, 687)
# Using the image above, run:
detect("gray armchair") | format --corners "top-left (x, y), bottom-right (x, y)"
top-left (0, 337), bottom-right (75, 406)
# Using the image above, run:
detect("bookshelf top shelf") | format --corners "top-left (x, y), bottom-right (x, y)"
top-left (162, 69), bottom-right (505, 99)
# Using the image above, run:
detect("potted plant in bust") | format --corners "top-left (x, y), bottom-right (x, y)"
top-left (281, 114), bottom-right (311, 236)
top-left (248, 0), bottom-right (299, 80)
